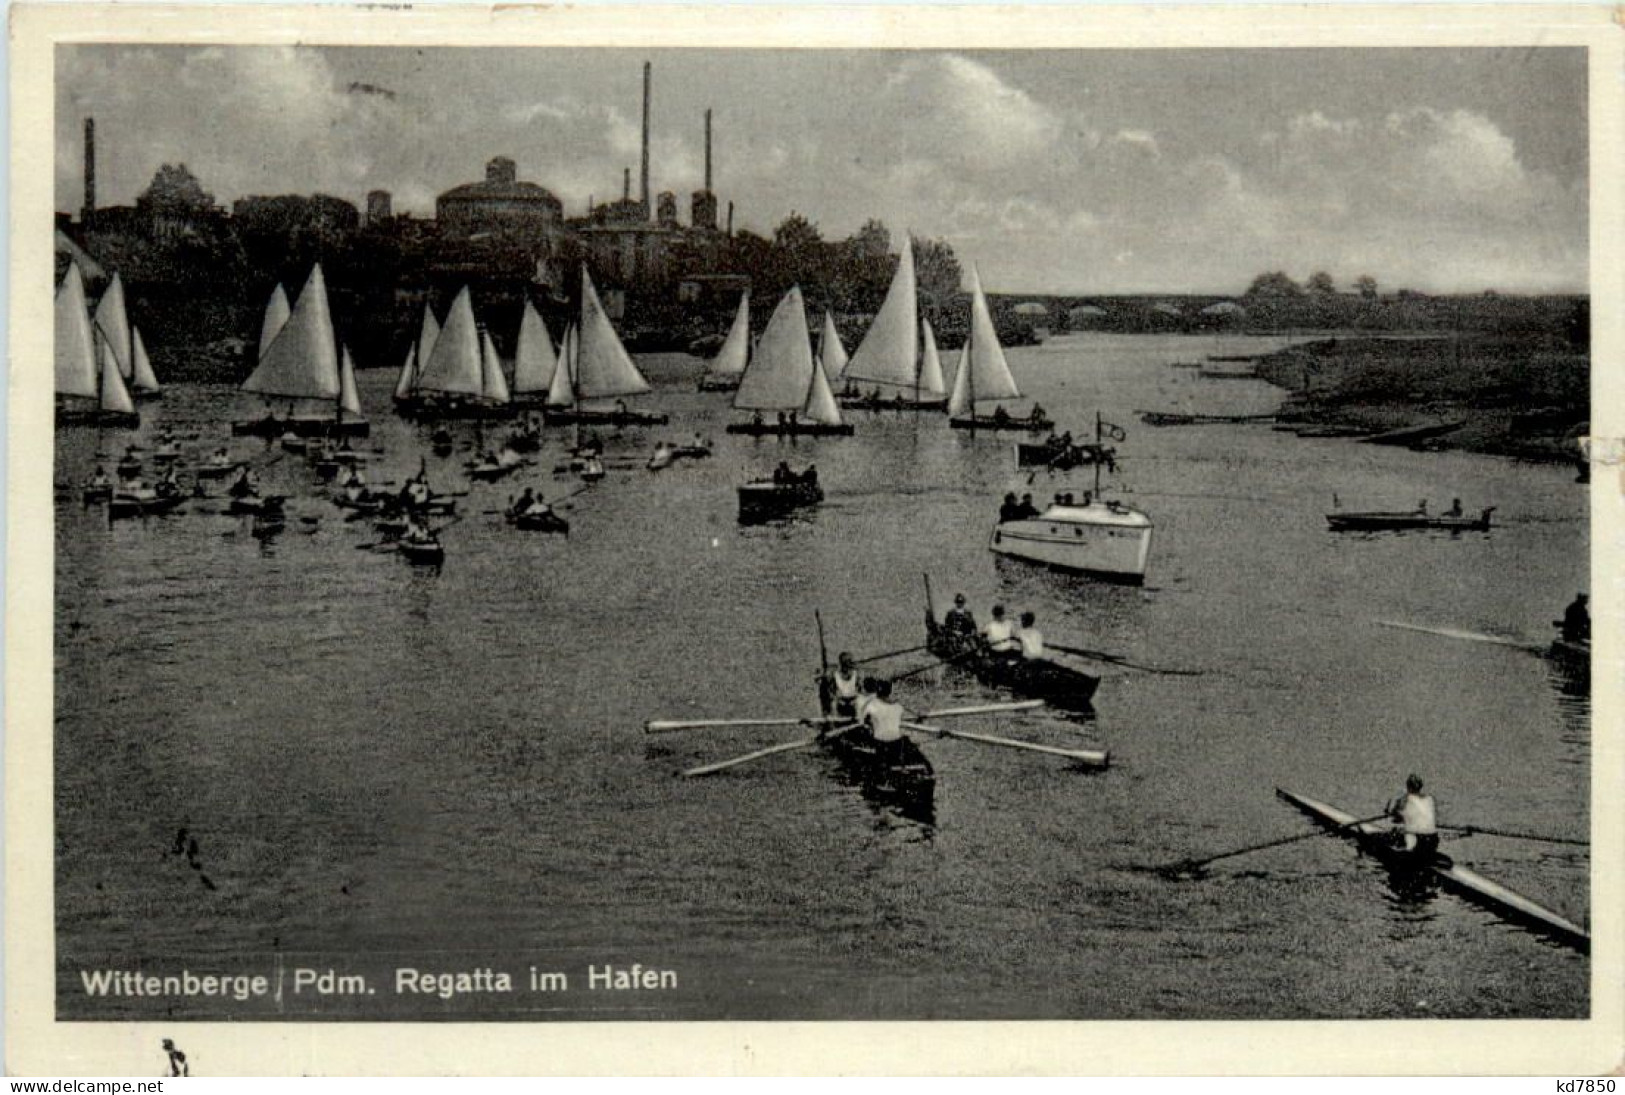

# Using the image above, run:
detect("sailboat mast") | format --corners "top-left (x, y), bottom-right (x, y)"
top-left (1094, 411), bottom-right (1103, 498)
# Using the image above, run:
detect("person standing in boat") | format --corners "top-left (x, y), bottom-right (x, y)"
top-left (944, 593), bottom-right (978, 638)
top-left (1017, 612), bottom-right (1045, 660)
top-left (1444, 498), bottom-right (1463, 517)
top-left (984, 605), bottom-right (1020, 656)
top-left (1385, 774), bottom-right (1440, 858)
top-left (1560, 593), bottom-right (1590, 642)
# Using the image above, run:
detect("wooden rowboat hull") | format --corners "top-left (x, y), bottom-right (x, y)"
top-left (738, 481), bottom-right (823, 523)
top-left (1326, 510), bottom-right (1493, 532)
top-left (725, 422), bottom-right (854, 437)
top-left (925, 618), bottom-right (1100, 711)
top-left (398, 540), bottom-right (445, 565)
top-left (1275, 788), bottom-right (1589, 953)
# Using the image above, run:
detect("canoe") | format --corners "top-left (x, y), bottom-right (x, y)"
top-left (1275, 788), bottom-right (1589, 953)
top-left (1359, 420), bottom-right (1466, 448)
top-left (506, 509), bottom-right (570, 534)
top-left (398, 537), bottom-right (445, 565)
top-left (924, 617), bottom-right (1100, 711)
top-left (1326, 507), bottom-right (1493, 532)
top-left (725, 421), bottom-right (855, 437)
top-left (737, 480), bottom-right (823, 523)
top-left (948, 415), bottom-right (1053, 433)
top-left (1013, 441), bottom-right (1114, 469)
top-left (109, 491), bottom-right (186, 520)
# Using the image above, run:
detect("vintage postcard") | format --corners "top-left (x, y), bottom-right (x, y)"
top-left (7, 2), bottom-right (1621, 1076)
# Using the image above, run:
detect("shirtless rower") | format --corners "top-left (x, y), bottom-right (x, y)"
top-left (1385, 774), bottom-right (1441, 859)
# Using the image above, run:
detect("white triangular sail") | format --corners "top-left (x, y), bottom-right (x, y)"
top-left (242, 265), bottom-right (340, 401)
top-left (707, 293), bottom-right (751, 379)
top-left (55, 262), bottom-right (98, 398)
top-left (842, 236), bottom-right (918, 387)
top-left (481, 331), bottom-right (512, 403)
top-left (338, 345), bottom-right (364, 418)
top-left (394, 344), bottom-right (417, 400)
top-left (947, 342), bottom-right (972, 417)
top-left (918, 318), bottom-right (947, 397)
top-left (513, 302), bottom-right (556, 394)
top-left (820, 310), bottom-right (848, 381)
top-left (576, 268), bottom-right (651, 400)
top-left (734, 286), bottom-right (815, 411)
top-left (94, 273), bottom-right (133, 378)
top-left (98, 337), bottom-right (137, 415)
top-left (130, 327), bottom-right (160, 393)
top-left (949, 264), bottom-right (1021, 416)
top-left (258, 284), bottom-right (292, 366)
top-left (547, 324), bottom-right (577, 407)
top-left (802, 355), bottom-right (844, 426)
top-left (414, 286), bottom-right (483, 397)
top-left (418, 303), bottom-right (441, 366)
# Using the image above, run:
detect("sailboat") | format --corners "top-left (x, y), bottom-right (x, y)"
top-left (947, 265), bottom-right (1050, 432)
top-left (394, 301), bottom-right (441, 404)
top-left (725, 286), bottom-right (853, 437)
top-left (990, 411), bottom-right (1152, 583)
top-left (92, 273), bottom-right (162, 401)
top-left (838, 238), bottom-right (948, 411)
top-left (56, 261), bottom-right (141, 428)
top-left (511, 301), bottom-right (557, 405)
top-left (543, 267), bottom-right (668, 426)
top-left (698, 292), bottom-right (750, 392)
top-left (231, 264), bottom-right (368, 438)
top-left (398, 287), bottom-right (514, 420)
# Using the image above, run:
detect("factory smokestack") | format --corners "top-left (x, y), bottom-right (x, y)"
top-left (623, 168), bottom-right (631, 203)
top-left (704, 108), bottom-right (712, 191)
top-left (83, 118), bottom-right (96, 230)
top-left (726, 200), bottom-right (734, 237)
top-left (640, 61), bottom-right (651, 220)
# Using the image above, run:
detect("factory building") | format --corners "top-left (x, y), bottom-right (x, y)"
top-left (436, 157), bottom-right (565, 240)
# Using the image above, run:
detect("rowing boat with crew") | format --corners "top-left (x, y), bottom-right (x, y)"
top-left (922, 581), bottom-right (1100, 711)
top-left (1275, 788), bottom-right (1589, 953)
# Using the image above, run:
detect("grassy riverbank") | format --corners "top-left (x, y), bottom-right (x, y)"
top-left (1254, 334), bottom-right (1588, 466)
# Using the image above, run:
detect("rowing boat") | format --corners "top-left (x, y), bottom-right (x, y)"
top-left (923, 612), bottom-right (1100, 711)
top-left (1275, 788), bottom-right (1589, 953)
top-left (1326, 507), bottom-right (1494, 532)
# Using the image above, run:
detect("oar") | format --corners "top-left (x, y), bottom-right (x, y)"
top-left (1157, 812), bottom-right (1392, 879)
top-left (887, 658), bottom-right (947, 683)
top-left (1442, 824), bottom-right (1589, 847)
top-left (681, 721), bottom-right (858, 777)
top-left (917, 700), bottom-right (1044, 718)
top-left (1376, 620), bottom-right (1545, 653)
top-left (853, 643), bottom-right (928, 666)
top-left (647, 715), bottom-right (838, 734)
top-left (901, 720), bottom-right (1108, 767)
top-left (1046, 641), bottom-right (1202, 676)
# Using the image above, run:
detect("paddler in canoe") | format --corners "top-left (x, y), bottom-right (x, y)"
top-left (1384, 774), bottom-right (1444, 861)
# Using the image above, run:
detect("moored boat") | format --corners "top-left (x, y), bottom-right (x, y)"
top-left (1275, 788), bottom-right (1589, 953)
top-left (1325, 505), bottom-right (1494, 532)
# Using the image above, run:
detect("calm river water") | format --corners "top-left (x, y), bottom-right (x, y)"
top-left (54, 332), bottom-right (1589, 1020)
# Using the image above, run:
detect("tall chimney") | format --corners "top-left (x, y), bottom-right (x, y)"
top-left (704, 108), bottom-right (713, 191)
top-left (623, 168), bottom-right (631, 203)
top-left (640, 61), bottom-right (652, 219)
top-left (726, 201), bottom-right (734, 236)
top-left (83, 118), bottom-right (96, 230)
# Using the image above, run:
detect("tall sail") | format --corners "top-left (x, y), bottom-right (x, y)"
top-left (414, 286), bottom-right (483, 396)
top-left (98, 337), bottom-right (137, 416)
top-left (93, 273), bottom-right (133, 377)
top-left (949, 264), bottom-right (1021, 416)
top-left (258, 284), bottom-right (292, 365)
top-left (707, 293), bottom-right (751, 379)
top-left (842, 236), bottom-right (917, 387)
top-left (417, 302), bottom-right (441, 366)
top-left (338, 345), bottom-right (364, 418)
top-left (947, 342), bottom-right (972, 417)
top-left (546, 324), bottom-right (577, 407)
top-left (55, 262), bottom-right (98, 398)
top-left (735, 286), bottom-right (814, 411)
top-left (481, 331), bottom-right (511, 403)
top-left (243, 265), bottom-right (340, 401)
top-left (801, 355), bottom-right (844, 426)
top-left (576, 268), bottom-right (651, 400)
top-left (393, 344), bottom-right (417, 400)
top-left (918, 318), bottom-right (947, 397)
top-left (512, 302), bottom-right (556, 394)
top-left (820, 310), bottom-right (849, 381)
top-left (130, 327), bottom-right (160, 393)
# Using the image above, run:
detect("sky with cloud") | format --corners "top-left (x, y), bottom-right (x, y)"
top-left (56, 46), bottom-right (1588, 294)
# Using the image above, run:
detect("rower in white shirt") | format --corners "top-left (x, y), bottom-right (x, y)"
top-left (1017, 612), bottom-right (1045, 660)
top-left (984, 605), bottom-right (1019, 655)
top-left (828, 652), bottom-right (861, 719)
top-left (863, 679), bottom-right (905, 749)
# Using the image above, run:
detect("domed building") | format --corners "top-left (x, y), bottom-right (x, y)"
top-left (437, 158), bottom-right (564, 240)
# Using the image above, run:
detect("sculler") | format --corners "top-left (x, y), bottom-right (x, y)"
top-left (1017, 612), bottom-right (1045, 660)
top-left (827, 653), bottom-right (861, 718)
top-left (862, 679), bottom-right (908, 757)
top-left (984, 605), bottom-right (1019, 655)
top-left (1385, 774), bottom-right (1441, 859)
top-left (1559, 593), bottom-right (1590, 643)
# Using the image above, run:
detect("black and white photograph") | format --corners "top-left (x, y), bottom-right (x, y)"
top-left (9, 2), bottom-right (1622, 1075)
